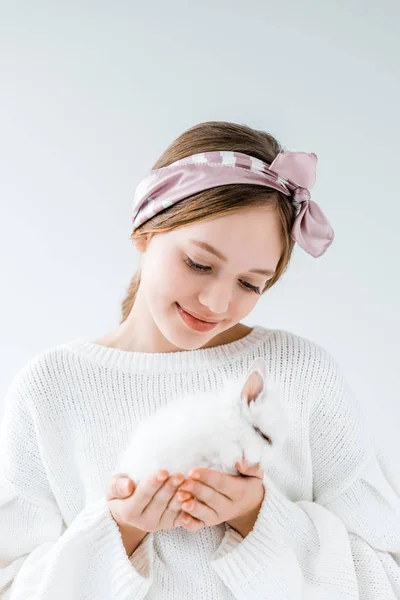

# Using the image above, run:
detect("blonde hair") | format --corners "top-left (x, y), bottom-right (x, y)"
top-left (121, 121), bottom-right (297, 324)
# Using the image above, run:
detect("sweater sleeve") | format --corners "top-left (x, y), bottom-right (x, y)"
top-left (0, 376), bottom-right (154, 600)
top-left (210, 351), bottom-right (400, 599)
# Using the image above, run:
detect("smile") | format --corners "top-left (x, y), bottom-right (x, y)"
top-left (176, 303), bottom-right (220, 332)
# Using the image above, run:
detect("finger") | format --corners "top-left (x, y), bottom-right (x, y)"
top-left (154, 475), bottom-right (202, 530)
top-left (142, 473), bottom-right (185, 518)
top-left (236, 460), bottom-right (264, 478)
top-left (170, 505), bottom-right (203, 530)
top-left (181, 512), bottom-right (205, 531)
top-left (105, 474), bottom-right (135, 501)
top-left (172, 509), bottom-right (187, 528)
top-left (168, 491), bottom-right (188, 513)
top-left (248, 465), bottom-right (264, 478)
top-left (158, 493), bottom-right (184, 529)
top-left (176, 490), bottom-right (193, 502)
top-left (181, 497), bottom-right (219, 525)
top-left (186, 468), bottom-right (236, 500)
top-left (129, 470), bottom-right (170, 516)
top-left (161, 491), bottom-right (195, 529)
top-left (179, 479), bottom-right (227, 514)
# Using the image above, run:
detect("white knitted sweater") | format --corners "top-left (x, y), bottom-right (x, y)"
top-left (1, 326), bottom-right (399, 599)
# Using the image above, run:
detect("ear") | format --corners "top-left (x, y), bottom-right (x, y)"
top-left (240, 358), bottom-right (267, 404)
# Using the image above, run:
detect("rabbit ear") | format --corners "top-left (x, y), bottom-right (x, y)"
top-left (244, 358), bottom-right (268, 382)
top-left (240, 358), bottom-right (267, 404)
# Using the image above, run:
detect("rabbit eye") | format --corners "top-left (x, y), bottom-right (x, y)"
top-left (253, 426), bottom-right (272, 445)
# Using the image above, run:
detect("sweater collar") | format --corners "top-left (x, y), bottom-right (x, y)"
top-left (62, 325), bottom-right (271, 374)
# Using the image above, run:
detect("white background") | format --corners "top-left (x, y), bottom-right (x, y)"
top-left (1, 1), bottom-right (399, 456)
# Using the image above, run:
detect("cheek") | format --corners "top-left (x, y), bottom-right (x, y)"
top-left (231, 290), bottom-right (261, 320)
top-left (237, 291), bottom-right (259, 318)
top-left (166, 261), bottom-right (188, 290)
top-left (146, 256), bottom-right (189, 297)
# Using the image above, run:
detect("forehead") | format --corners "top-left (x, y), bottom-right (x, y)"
top-left (164, 207), bottom-right (283, 268)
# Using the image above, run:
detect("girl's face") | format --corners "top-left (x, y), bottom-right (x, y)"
top-left (132, 206), bottom-right (283, 352)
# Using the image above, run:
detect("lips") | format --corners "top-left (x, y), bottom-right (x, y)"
top-left (179, 306), bottom-right (219, 323)
top-left (176, 303), bottom-right (220, 332)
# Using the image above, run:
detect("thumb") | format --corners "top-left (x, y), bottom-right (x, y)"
top-left (106, 474), bottom-right (135, 500)
top-left (119, 476), bottom-right (135, 496)
top-left (236, 459), bottom-right (264, 479)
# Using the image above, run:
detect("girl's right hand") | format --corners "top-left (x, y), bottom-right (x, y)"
top-left (106, 470), bottom-right (196, 533)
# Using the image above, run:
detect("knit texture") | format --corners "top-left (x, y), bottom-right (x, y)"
top-left (0, 325), bottom-right (399, 599)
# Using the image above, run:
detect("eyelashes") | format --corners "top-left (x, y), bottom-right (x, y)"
top-left (184, 256), bottom-right (262, 295)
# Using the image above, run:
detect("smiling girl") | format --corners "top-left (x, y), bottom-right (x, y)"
top-left (1, 121), bottom-right (399, 599)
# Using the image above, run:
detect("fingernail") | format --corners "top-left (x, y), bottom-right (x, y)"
top-left (119, 482), bottom-right (128, 493)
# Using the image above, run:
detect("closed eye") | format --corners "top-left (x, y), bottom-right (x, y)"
top-left (184, 256), bottom-right (262, 295)
top-left (253, 425), bottom-right (272, 445)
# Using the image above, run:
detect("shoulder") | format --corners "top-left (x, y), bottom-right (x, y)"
top-left (5, 342), bottom-right (77, 412)
top-left (254, 327), bottom-right (353, 415)
top-left (257, 326), bottom-right (340, 381)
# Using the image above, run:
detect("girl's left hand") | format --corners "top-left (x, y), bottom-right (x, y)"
top-left (176, 459), bottom-right (265, 532)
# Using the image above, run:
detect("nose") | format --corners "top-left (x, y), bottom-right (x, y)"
top-left (198, 278), bottom-right (232, 316)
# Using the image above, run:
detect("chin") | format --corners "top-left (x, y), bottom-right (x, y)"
top-left (171, 326), bottom-right (215, 350)
top-left (162, 311), bottom-right (221, 351)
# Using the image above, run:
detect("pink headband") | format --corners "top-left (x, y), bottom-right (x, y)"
top-left (131, 150), bottom-right (334, 258)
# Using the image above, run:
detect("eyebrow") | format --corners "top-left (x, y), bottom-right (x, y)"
top-left (188, 240), bottom-right (276, 277)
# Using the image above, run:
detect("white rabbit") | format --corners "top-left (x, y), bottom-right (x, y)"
top-left (114, 358), bottom-right (291, 484)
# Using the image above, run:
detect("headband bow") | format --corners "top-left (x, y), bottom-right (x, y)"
top-left (269, 151), bottom-right (334, 257)
top-left (132, 150), bottom-right (334, 258)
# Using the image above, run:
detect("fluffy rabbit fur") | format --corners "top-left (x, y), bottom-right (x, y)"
top-left (114, 358), bottom-right (291, 484)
